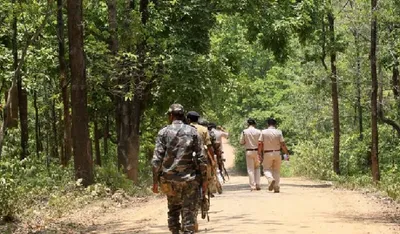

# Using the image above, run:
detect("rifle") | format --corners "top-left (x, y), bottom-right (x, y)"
top-left (216, 151), bottom-right (229, 181)
top-left (200, 186), bottom-right (210, 221)
top-left (221, 159), bottom-right (230, 180)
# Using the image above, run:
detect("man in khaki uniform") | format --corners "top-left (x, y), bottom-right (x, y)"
top-left (258, 118), bottom-right (290, 193)
top-left (187, 111), bottom-right (215, 232)
top-left (239, 118), bottom-right (261, 191)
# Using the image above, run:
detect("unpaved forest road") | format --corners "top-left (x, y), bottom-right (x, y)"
top-left (78, 139), bottom-right (399, 234)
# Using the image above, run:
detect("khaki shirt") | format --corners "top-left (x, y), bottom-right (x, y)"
top-left (259, 127), bottom-right (284, 151)
top-left (212, 129), bottom-right (229, 143)
top-left (191, 123), bottom-right (212, 146)
top-left (239, 126), bottom-right (261, 149)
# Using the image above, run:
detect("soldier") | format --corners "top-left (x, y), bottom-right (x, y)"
top-left (152, 104), bottom-right (208, 234)
top-left (239, 118), bottom-right (262, 191)
top-left (200, 120), bottom-right (222, 195)
top-left (210, 123), bottom-right (229, 156)
top-left (257, 118), bottom-right (290, 193)
top-left (186, 111), bottom-right (215, 232)
top-left (209, 123), bottom-right (229, 185)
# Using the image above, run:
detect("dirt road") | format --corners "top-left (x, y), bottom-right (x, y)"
top-left (67, 139), bottom-right (400, 234)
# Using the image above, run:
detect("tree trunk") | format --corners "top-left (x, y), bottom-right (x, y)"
top-left (392, 58), bottom-right (400, 111)
top-left (58, 0), bottom-right (72, 166)
top-left (5, 86), bottom-right (19, 128)
top-left (107, 0), bottom-right (118, 55)
top-left (115, 0), bottom-right (133, 176)
top-left (13, 0), bottom-right (29, 161)
top-left (94, 118), bottom-right (101, 166)
top-left (104, 115), bottom-right (109, 156)
top-left (328, 8), bottom-right (340, 175)
top-left (51, 99), bottom-right (59, 158)
top-left (370, 0), bottom-right (380, 182)
top-left (124, 0), bottom-right (150, 183)
top-left (67, 0), bottom-right (94, 186)
top-left (33, 91), bottom-right (42, 157)
top-left (354, 30), bottom-right (363, 140)
top-left (104, 0), bottom-right (117, 165)
top-left (9, 0), bottom-right (19, 129)
top-left (17, 73), bottom-right (29, 160)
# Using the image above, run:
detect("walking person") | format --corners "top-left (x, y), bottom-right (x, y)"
top-left (258, 118), bottom-right (290, 193)
top-left (152, 104), bottom-right (208, 234)
top-left (209, 123), bottom-right (229, 185)
top-left (186, 111), bottom-right (215, 232)
top-left (239, 118), bottom-right (261, 191)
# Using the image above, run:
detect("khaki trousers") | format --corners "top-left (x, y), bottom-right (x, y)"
top-left (262, 152), bottom-right (282, 188)
top-left (246, 151), bottom-right (261, 188)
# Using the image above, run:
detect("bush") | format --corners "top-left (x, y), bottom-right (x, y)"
top-left (291, 139), bottom-right (335, 180)
top-left (381, 166), bottom-right (400, 201)
top-left (95, 163), bottom-right (135, 194)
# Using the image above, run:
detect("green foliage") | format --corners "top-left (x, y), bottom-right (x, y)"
top-left (291, 139), bottom-right (336, 180)
top-left (381, 166), bottom-right (400, 200)
top-left (95, 163), bottom-right (135, 194)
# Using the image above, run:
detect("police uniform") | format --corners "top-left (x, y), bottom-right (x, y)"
top-left (258, 126), bottom-right (285, 192)
top-left (152, 104), bottom-right (208, 234)
top-left (239, 124), bottom-right (261, 190)
top-left (212, 128), bottom-right (229, 156)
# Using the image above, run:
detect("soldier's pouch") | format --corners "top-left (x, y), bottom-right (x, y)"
top-left (160, 182), bottom-right (175, 196)
top-left (159, 177), bottom-right (175, 196)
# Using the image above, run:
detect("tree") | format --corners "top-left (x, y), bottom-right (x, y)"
top-left (57, 0), bottom-right (72, 166)
top-left (67, 0), bottom-right (93, 186)
top-left (370, 0), bottom-right (380, 182)
top-left (327, 1), bottom-right (341, 175)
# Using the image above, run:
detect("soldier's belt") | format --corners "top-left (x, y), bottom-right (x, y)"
top-left (246, 148), bottom-right (258, 151)
top-left (264, 149), bottom-right (280, 153)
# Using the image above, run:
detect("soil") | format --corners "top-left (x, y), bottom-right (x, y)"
top-left (9, 139), bottom-right (400, 233)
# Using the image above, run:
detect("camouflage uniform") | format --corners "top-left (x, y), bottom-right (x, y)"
top-left (152, 120), bottom-right (207, 234)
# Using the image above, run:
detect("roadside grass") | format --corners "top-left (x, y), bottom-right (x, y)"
top-left (0, 158), bottom-right (152, 233)
top-left (234, 152), bottom-right (400, 202)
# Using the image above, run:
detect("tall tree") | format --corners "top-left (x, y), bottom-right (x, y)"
top-left (67, 0), bottom-right (93, 186)
top-left (13, 0), bottom-right (29, 160)
top-left (370, 0), bottom-right (380, 182)
top-left (327, 2), bottom-right (340, 175)
top-left (57, 0), bottom-right (72, 166)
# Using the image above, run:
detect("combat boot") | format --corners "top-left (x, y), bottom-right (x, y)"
top-left (171, 229), bottom-right (180, 234)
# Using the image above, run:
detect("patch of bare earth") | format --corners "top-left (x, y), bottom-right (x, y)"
top-left (7, 139), bottom-right (400, 233)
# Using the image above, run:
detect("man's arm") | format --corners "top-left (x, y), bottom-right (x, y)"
top-left (151, 129), bottom-right (166, 193)
top-left (258, 132), bottom-right (263, 161)
top-left (204, 131), bottom-right (216, 165)
top-left (194, 134), bottom-right (208, 195)
top-left (239, 131), bottom-right (245, 145)
top-left (279, 131), bottom-right (289, 156)
top-left (258, 141), bottom-right (263, 162)
top-left (280, 142), bottom-right (290, 156)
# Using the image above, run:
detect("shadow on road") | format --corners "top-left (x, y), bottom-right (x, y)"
top-left (280, 183), bottom-right (332, 188)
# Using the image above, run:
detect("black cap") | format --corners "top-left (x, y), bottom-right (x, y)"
top-left (167, 103), bottom-right (184, 115)
top-left (208, 122), bottom-right (217, 129)
top-left (198, 118), bottom-right (209, 126)
top-left (247, 118), bottom-right (256, 125)
top-left (267, 118), bottom-right (277, 126)
top-left (187, 111), bottom-right (200, 118)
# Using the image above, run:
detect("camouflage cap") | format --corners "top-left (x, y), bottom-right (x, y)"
top-left (167, 103), bottom-right (184, 115)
